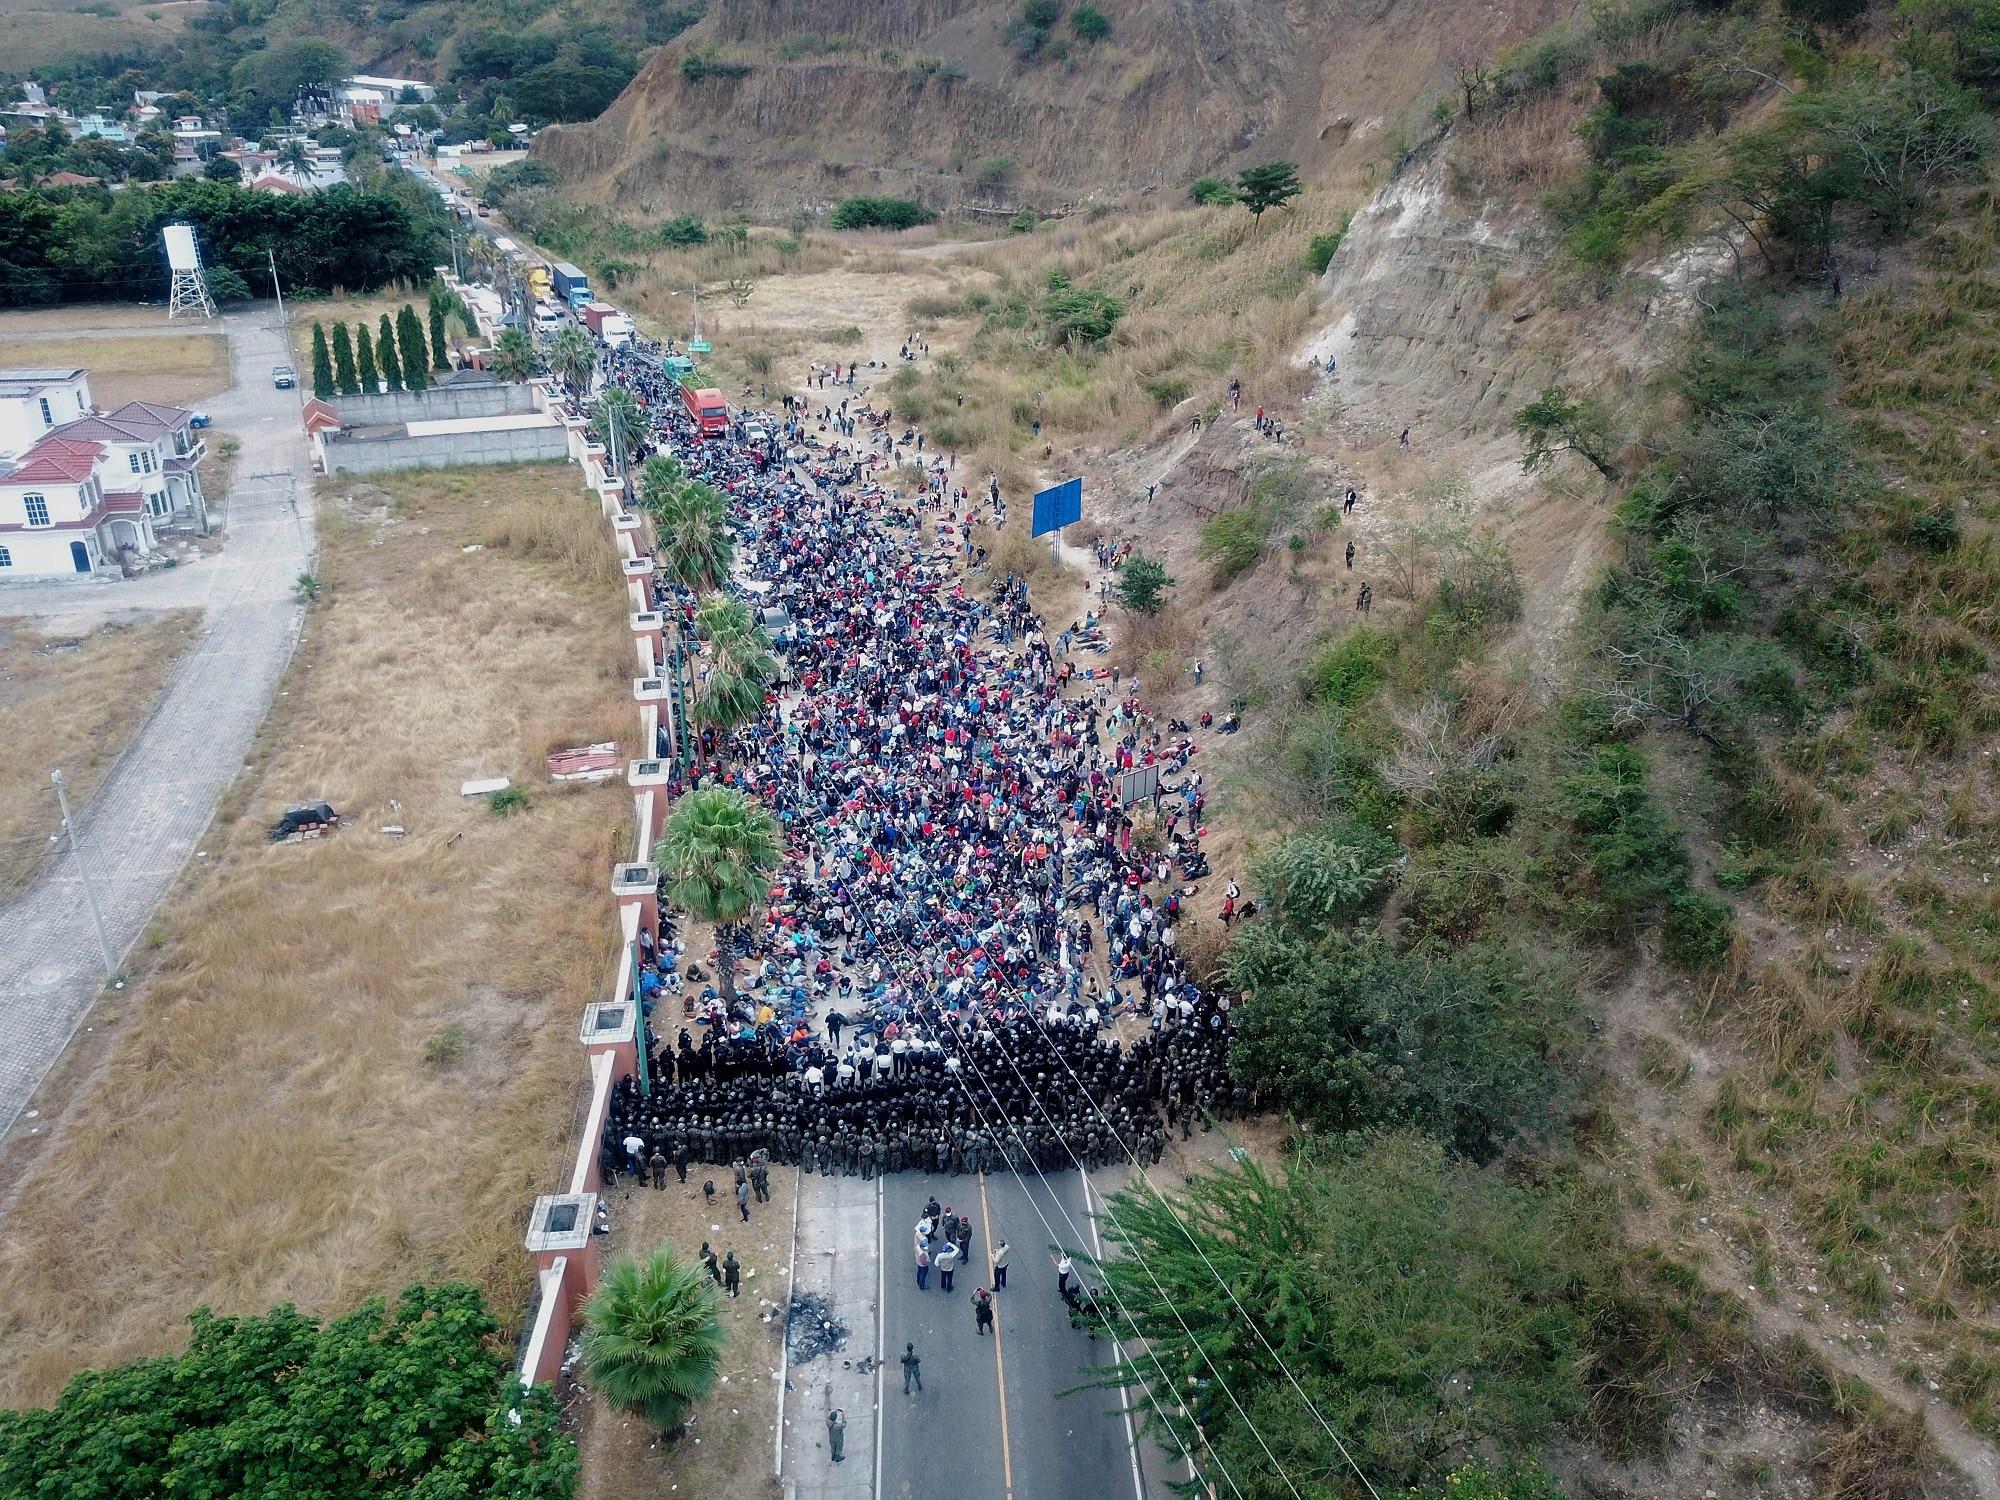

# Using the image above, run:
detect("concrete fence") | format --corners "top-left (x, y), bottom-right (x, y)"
top-left (329, 381), bottom-right (540, 426)
top-left (518, 398), bottom-right (676, 1392)
top-left (321, 422), bottom-right (571, 475)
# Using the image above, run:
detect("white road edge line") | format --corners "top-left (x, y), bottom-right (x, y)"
top-left (776, 1161), bottom-right (804, 1480)
top-left (874, 1172), bottom-right (886, 1500)
top-left (1084, 1171), bottom-right (1148, 1500)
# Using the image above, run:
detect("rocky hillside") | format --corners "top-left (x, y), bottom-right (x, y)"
top-left (538, 0), bottom-right (1568, 213)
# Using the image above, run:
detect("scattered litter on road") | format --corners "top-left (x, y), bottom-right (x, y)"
top-left (786, 1292), bottom-right (849, 1363)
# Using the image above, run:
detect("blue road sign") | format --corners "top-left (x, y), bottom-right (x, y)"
top-left (1031, 477), bottom-right (1082, 537)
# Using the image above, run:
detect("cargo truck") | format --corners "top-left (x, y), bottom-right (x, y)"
top-left (550, 261), bottom-right (591, 309)
top-left (680, 381), bottom-right (728, 437)
top-left (581, 302), bottom-right (635, 347)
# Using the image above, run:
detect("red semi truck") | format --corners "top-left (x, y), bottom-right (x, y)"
top-left (680, 381), bottom-right (729, 437)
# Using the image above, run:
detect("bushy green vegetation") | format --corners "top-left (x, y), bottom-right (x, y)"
top-left (830, 196), bottom-right (934, 231)
top-left (0, 177), bottom-right (446, 305)
top-left (0, 1284), bottom-right (576, 1498)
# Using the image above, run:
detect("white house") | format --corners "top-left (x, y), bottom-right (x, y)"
top-left (0, 370), bottom-right (206, 577)
top-left (0, 368), bottom-right (92, 457)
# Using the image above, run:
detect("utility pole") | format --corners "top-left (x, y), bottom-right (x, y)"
top-left (51, 770), bottom-right (117, 983)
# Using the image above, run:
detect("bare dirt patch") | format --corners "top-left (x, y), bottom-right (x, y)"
top-left (576, 1168), bottom-right (795, 1500)
top-left (0, 463), bottom-right (633, 1408)
top-left (0, 610), bottom-right (200, 895)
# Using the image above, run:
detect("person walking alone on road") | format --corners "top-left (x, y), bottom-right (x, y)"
top-left (827, 1408), bottom-right (847, 1463)
top-left (1345, 538), bottom-right (1356, 570)
top-left (1055, 1251), bottom-right (1073, 1296)
top-left (992, 1239), bottom-right (1010, 1290)
top-left (936, 1236), bottom-right (960, 1293)
top-left (973, 1289), bottom-right (995, 1336)
top-left (901, 1343), bottom-right (923, 1394)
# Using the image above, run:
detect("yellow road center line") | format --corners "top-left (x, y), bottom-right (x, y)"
top-left (977, 1169), bottom-right (1016, 1500)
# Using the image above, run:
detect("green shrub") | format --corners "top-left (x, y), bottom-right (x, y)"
top-left (1189, 176), bottom-right (1237, 206)
top-left (1070, 4), bottom-right (1110, 40)
top-left (1308, 217), bottom-right (1351, 274)
top-left (489, 786), bottom-right (529, 815)
top-left (830, 196), bottom-right (934, 230)
top-left (1137, 373), bottom-right (1190, 407)
top-left (1199, 503), bottom-right (1273, 584)
top-left (1042, 286), bottom-right (1125, 343)
top-left (1305, 627), bottom-right (1394, 705)
top-left (658, 213), bottom-right (707, 245)
top-left (1663, 888), bottom-right (1736, 969)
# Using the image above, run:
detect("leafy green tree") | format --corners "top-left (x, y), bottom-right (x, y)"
top-left (398, 303), bottom-right (430, 392)
top-left (356, 321), bottom-right (379, 392)
top-left (651, 476), bottom-right (734, 591)
top-left (430, 299), bottom-right (452, 370)
top-left (1115, 554), bottom-right (1175, 614)
top-left (581, 1248), bottom-right (727, 1433)
top-left (491, 326), bottom-right (537, 381)
top-left (1514, 385), bottom-right (1619, 479)
top-left (310, 321), bottom-right (335, 399)
top-left (332, 320), bottom-right (360, 395)
top-left (1082, 1139), bottom-right (1599, 1493)
top-left (1236, 160), bottom-right (1303, 224)
top-left (0, 1283), bottom-right (577, 1499)
top-left (659, 786), bottom-right (781, 1003)
top-left (692, 594), bottom-right (778, 734)
top-left (596, 385), bottom-right (643, 472)
top-left (1224, 923), bottom-right (1582, 1160)
top-left (203, 154), bottom-right (242, 182)
top-left (1248, 816), bottom-right (1402, 928)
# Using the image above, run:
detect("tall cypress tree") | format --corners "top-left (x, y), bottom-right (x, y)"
top-left (356, 322), bottom-right (378, 392)
top-left (429, 301), bottom-right (451, 371)
top-left (377, 313), bottom-right (403, 393)
top-left (397, 304), bottom-right (429, 392)
top-left (310, 322), bottom-right (335, 400)
top-left (332, 322), bottom-right (359, 395)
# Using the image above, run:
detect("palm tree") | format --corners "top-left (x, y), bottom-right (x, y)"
top-left (581, 1248), bottom-right (727, 1434)
top-left (653, 481), bottom-right (734, 592)
top-left (491, 326), bottom-right (536, 381)
top-left (549, 322), bottom-right (596, 397)
top-left (596, 385), bottom-right (642, 477)
top-left (276, 138), bottom-right (315, 184)
top-left (660, 786), bottom-right (780, 1004)
top-left (692, 595), bottom-right (777, 735)
top-left (637, 454), bottom-right (684, 512)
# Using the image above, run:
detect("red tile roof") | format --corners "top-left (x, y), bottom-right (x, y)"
top-left (3, 435), bottom-right (103, 485)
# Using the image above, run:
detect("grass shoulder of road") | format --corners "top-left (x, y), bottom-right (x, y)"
top-left (0, 610), bottom-right (200, 896)
top-left (578, 1169), bottom-right (793, 1500)
top-left (0, 462), bottom-right (634, 1407)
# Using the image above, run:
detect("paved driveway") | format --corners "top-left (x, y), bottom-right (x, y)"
top-left (0, 302), bottom-right (313, 1138)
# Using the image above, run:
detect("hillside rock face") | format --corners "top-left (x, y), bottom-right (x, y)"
top-left (538, 0), bottom-right (1569, 213)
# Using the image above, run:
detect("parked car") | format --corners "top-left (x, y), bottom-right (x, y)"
top-left (475, 200), bottom-right (491, 216)
top-left (188, 411), bottom-right (211, 428)
top-left (272, 366), bottom-right (296, 389)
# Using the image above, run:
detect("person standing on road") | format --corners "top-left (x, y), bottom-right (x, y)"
top-left (723, 1251), bottom-right (741, 1298)
top-left (973, 1289), bottom-right (995, 1336)
top-left (737, 1178), bottom-right (751, 1222)
top-left (936, 1237), bottom-right (960, 1293)
top-left (916, 1241), bottom-right (932, 1291)
top-left (992, 1239), bottom-right (1010, 1290)
top-left (700, 1242), bottom-right (721, 1283)
top-left (827, 1408), bottom-right (847, 1463)
top-left (901, 1343), bottom-right (923, 1394)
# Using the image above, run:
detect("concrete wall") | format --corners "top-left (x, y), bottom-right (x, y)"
top-left (323, 423), bottom-right (570, 475)
top-left (329, 381), bottom-right (538, 426)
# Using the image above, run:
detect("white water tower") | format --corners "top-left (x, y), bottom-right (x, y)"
top-left (162, 223), bottom-right (216, 320)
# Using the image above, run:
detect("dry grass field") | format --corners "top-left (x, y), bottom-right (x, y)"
top-left (0, 611), bottom-right (200, 895)
top-left (0, 463), bottom-right (635, 1407)
top-left (0, 332), bottom-right (231, 408)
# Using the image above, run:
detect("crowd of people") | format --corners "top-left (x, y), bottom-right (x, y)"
top-left (594, 337), bottom-right (1249, 1195)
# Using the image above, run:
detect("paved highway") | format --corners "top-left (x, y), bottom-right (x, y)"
top-left (878, 1168), bottom-right (1144, 1500)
